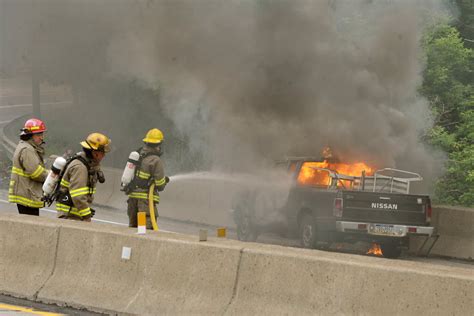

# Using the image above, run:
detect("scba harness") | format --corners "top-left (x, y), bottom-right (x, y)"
top-left (122, 147), bottom-right (161, 194)
top-left (44, 154), bottom-right (98, 208)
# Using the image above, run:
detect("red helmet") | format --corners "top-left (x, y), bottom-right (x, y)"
top-left (20, 118), bottom-right (47, 136)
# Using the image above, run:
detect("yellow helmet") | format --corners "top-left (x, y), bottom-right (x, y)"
top-left (143, 128), bottom-right (164, 144)
top-left (80, 132), bottom-right (111, 153)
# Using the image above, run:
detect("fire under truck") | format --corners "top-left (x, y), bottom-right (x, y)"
top-left (231, 157), bottom-right (437, 258)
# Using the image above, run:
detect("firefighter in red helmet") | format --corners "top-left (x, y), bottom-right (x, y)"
top-left (9, 118), bottom-right (48, 216)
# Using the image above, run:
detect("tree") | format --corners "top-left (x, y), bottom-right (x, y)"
top-left (422, 23), bottom-right (474, 206)
top-left (454, 0), bottom-right (474, 49)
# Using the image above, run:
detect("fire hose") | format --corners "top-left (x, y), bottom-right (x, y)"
top-left (148, 183), bottom-right (159, 231)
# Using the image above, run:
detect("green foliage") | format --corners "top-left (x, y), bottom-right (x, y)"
top-left (427, 126), bottom-right (456, 151)
top-left (422, 23), bottom-right (474, 206)
top-left (434, 140), bottom-right (474, 205)
top-left (421, 24), bottom-right (472, 132)
top-left (454, 0), bottom-right (474, 49)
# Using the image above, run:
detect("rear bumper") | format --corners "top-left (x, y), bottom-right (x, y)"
top-left (336, 221), bottom-right (434, 237)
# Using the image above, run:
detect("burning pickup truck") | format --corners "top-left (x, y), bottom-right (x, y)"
top-left (231, 157), bottom-right (435, 258)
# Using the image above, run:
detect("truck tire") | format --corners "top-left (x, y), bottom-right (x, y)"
top-left (299, 214), bottom-right (318, 249)
top-left (236, 211), bottom-right (259, 242)
top-left (232, 191), bottom-right (259, 242)
top-left (381, 242), bottom-right (402, 259)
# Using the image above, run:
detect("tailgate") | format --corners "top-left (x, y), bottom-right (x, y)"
top-left (341, 191), bottom-right (429, 225)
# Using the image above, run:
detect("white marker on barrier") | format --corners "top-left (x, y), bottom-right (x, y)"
top-left (137, 211), bottom-right (146, 235)
top-left (121, 247), bottom-right (131, 260)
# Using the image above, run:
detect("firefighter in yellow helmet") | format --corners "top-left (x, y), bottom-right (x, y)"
top-left (9, 118), bottom-right (48, 215)
top-left (125, 128), bottom-right (169, 229)
top-left (56, 132), bottom-right (110, 221)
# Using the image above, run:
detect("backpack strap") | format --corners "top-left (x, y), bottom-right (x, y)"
top-left (53, 154), bottom-right (92, 198)
top-left (128, 147), bottom-right (161, 191)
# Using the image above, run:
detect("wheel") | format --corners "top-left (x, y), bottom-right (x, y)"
top-left (236, 212), bottom-right (258, 242)
top-left (299, 214), bottom-right (318, 249)
top-left (232, 192), bottom-right (259, 242)
top-left (380, 242), bottom-right (402, 258)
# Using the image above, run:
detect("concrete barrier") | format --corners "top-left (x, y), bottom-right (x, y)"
top-left (409, 206), bottom-right (473, 260)
top-left (0, 215), bottom-right (59, 299)
top-left (430, 206), bottom-right (473, 260)
top-left (37, 223), bottom-right (241, 315)
top-left (1, 214), bottom-right (473, 315)
top-left (226, 245), bottom-right (474, 315)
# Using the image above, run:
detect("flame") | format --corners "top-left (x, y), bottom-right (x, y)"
top-left (297, 160), bottom-right (373, 187)
top-left (366, 243), bottom-right (383, 256)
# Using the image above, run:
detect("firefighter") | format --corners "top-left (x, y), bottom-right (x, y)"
top-left (126, 128), bottom-right (169, 229)
top-left (9, 118), bottom-right (48, 216)
top-left (55, 132), bottom-right (110, 221)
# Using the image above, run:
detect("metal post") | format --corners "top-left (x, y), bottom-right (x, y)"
top-left (361, 170), bottom-right (365, 191)
top-left (0, 0), bottom-right (6, 75)
top-left (31, 0), bottom-right (41, 118)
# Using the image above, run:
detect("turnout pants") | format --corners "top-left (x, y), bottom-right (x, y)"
top-left (17, 204), bottom-right (39, 216)
top-left (127, 197), bottom-right (158, 229)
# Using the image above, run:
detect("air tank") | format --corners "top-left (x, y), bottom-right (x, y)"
top-left (42, 156), bottom-right (67, 196)
top-left (121, 151), bottom-right (140, 188)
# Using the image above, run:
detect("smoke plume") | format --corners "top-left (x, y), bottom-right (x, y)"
top-left (1, 0), bottom-right (452, 190)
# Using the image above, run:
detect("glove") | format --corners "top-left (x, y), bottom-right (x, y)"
top-left (90, 208), bottom-right (96, 217)
top-left (165, 176), bottom-right (170, 184)
top-left (97, 170), bottom-right (105, 183)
